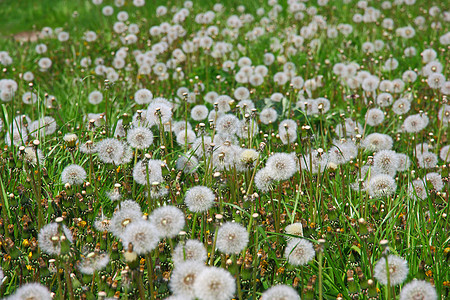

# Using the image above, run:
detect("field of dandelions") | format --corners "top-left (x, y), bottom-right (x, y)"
top-left (0, 0), bottom-right (449, 299)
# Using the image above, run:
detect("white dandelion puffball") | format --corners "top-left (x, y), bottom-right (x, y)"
top-left (284, 238), bottom-right (315, 266)
top-left (193, 267), bottom-right (236, 300)
top-left (216, 222), bottom-right (249, 254)
top-left (374, 255), bottom-right (408, 286)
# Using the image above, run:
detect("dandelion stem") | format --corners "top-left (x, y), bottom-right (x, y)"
top-left (146, 253), bottom-right (155, 300)
top-left (135, 269), bottom-right (146, 300)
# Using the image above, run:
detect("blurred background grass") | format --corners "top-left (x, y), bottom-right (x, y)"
top-left (0, 0), bottom-right (270, 37)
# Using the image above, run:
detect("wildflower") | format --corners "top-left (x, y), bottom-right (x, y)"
top-left (135, 89), bottom-right (153, 105)
top-left (127, 126), bottom-right (154, 149)
top-left (285, 222), bottom-right (303, 238)
top-left (335, 118), bottom-right (363, 138)
top-left (361, 133), bottom-right (393, 151)
top-left (426, 172), bottom-right (444, 191)
top-left (300, 150), bottom-right (329, 174)
top-left (191, 105), bottom-right (209, 121)
top-left (399, 280), bottom-right (437, 300)
top-left (21, 147), bottom-right (44, 165)
top-left (427, 73), bottom-right (445, 89)
top-left (11, 283), bottom-right (52, 300)
top-left (86, 90), bottom-right (102, 105)
top-left (109, 205), bottom-right (143, 238)
top-left (240, 149), bottom-right (258, 167)
top-left (61, 164), bottom-right (87, 185)
top-left (176, 155), bottom-right (199, 173)
top-left (216, 114), bottom-right (239, 137)
top-left (254, 168), bottom-right (273, 192)
top-left (403, 114), bottom-right (429, 133)
top-left (172, 239), bottom-right (207, 265)
top-left (185, 186), bottom-right (215, 212)
top-left (169, 261), bottom-right (206, 299)
top-left (417, 152), bottom-right (438, 169)
top-left (149, 205), bottom-right (185, 238)
top-left (440, 145), bottom-right (450, 161)
top-left (132, 159), bottom-right (163, 185)
top-left (374, 255), bottom-right (408, 286)
top-left (38, 222), bottom-right (73, 255)
top-left (78, 252), bottom-right (110, 275)
top-left (438, 104), bottom-right (450, 124)
top-left (176, 129), bottom-right (197, 145)
top-left (80, 140), bottom-right (96, 154)
top-left (146, 102), bottom-right (173, 126)
top-left (96, 138), bottom-right (126, 164)
top-left (367, 174), bottom-right (397, 198)
top-left (29, 116), bottom-right (57, 137)
top-left (365, 108), bottom-right (385, 126)
top-left (396, 153), bottom-right (411, 171)
top-left (408, 179), bottom-right (428, 200)
top-left (284, 238), bottom-right (315, 266)
top-left (261, 285), bottom-right (300, 300)
top-left (373, 150), bottom-right (399, 176)
top-left (392, 98), bottom-right (411, 115)
top-left (265, 153), bottom-right (297, 181)
top-left (121, 221), bottom-right (159, 255)
top-left (216, 222), bottom-right (249, 254)
top-left (260, 108), bottom-right (278, 124)
top-left (193, 267), bottom-right (236, 300)
top-left (329, 141), bottom-right (358, 165)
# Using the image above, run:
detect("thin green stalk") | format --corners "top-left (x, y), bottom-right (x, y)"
top-left (147, 253), bottom-right (155, 300)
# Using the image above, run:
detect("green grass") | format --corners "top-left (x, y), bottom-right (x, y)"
top-left (0, 0), bottom-right (449, 299)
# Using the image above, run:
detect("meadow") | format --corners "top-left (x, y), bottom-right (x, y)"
top-left (0, 0), bottom-right (449, 299)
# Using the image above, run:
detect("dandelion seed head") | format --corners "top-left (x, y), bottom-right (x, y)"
top-left (172, 239), bottom-right (208, 265)
top-left (12, 283), bottom-right (52, 300)
top-left (127, 126), bottom-right (154, 149)
top-left (261, 284), bottom-right (300, 300)
top-left (266, 153), bottom-right (297, 181)
top-left (374, 255), bottom-right (408, 286)
top-left (185, 186), bottom-right (215, 212)
top-left (61, 164), bottom-right (87, 185)
top-left (149, 205), bottom-right (185, 239)
top-left (38, 222), bottom-right (73, 255)
top-left (193, 267), bottom-right (236, 300)
top-left (367, 174), bottom-right (397, 198)
top-left (169, 261), bottom-right (206, 299)
top-left (121, 221), bottom-right (159, 255)
top-left (216, 222), bottom-right (249, 254)
top-left (284, 238), bottom-right (315, 266)
top-left (399, 280), bottom-right (437, 300)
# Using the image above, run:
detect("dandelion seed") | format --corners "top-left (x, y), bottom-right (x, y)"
top-left (399, 280), bottom-right (437, 300)
top-left (12, 283), bottom-right (52, 300)
top-left (193, 267), bottom-right (236, 300)
top-left (185, 186), bottom-right (215, 212)
top-left (169, 261), bottom-right (205, 299)
top-left (61, 164), bottom-right (87, 185)
top-left (121, 221), bottom-right (159, 255)
top-left (367, 174), bottom-right (397, 198)
top-left (149, 205), bottom-right (185, 239)
top-left (284, 238), bottom-right (315, 266)
top-left (127, 126), bottom-right (153, 149)
top-left (261, 284), bottom-right (300, 300)
top-left (78, 252), bottom-right (110, 275)
top-left (38, 222), bottom-right (73, 255)
top-left (96, 138), bottom-right (126, 164)
top-left (132, 159), bottom-right (163, 185)
top-left (172, 239), bottom-right (208, 265)
top-left (109, 206), bottom-right (143, 238)
top-left (374, 255), bottom-right (408, 286)
top-left (216, 222), bottom-right (249, 254)
top-left (266, 153), bottom-right (297, 181)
